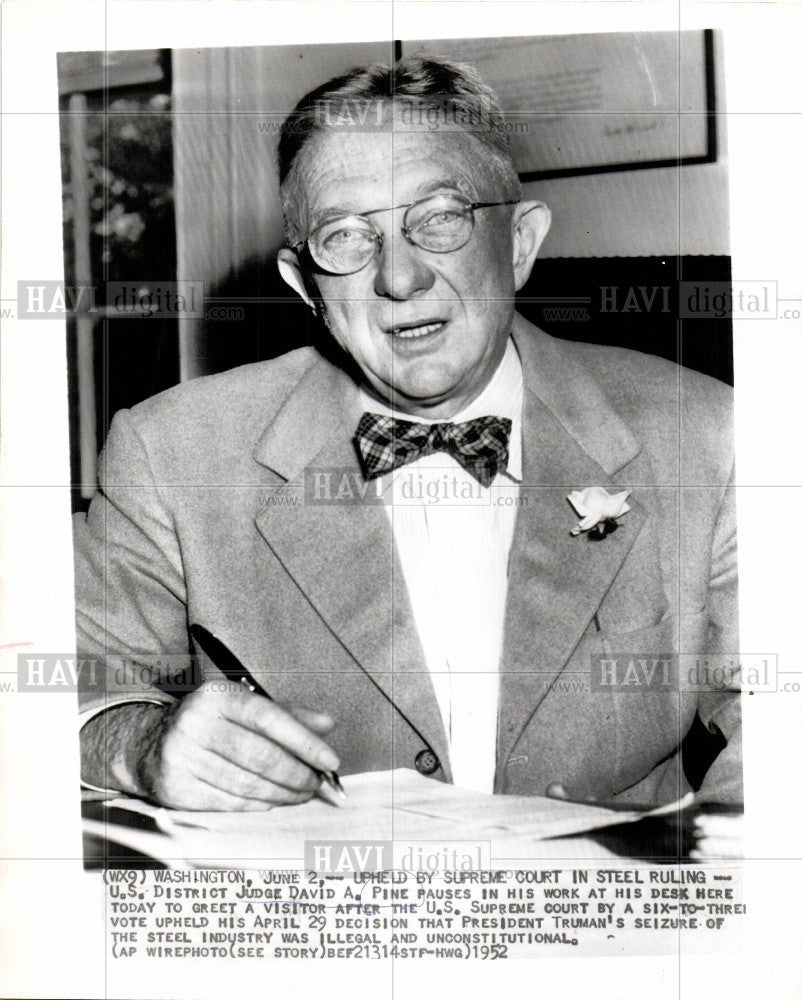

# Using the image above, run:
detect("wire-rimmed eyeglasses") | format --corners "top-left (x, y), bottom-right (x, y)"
top-left (294, 192), bottom-right (519, 275)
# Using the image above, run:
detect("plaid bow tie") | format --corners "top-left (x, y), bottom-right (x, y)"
top-left (355, 412), bottom-right (512, 488)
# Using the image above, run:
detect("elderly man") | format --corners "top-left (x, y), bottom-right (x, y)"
top-left (76, 56), bottom-right (741, 812)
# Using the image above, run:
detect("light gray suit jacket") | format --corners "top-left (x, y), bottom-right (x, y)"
top-left (74, 317), bottom-right (741, 805)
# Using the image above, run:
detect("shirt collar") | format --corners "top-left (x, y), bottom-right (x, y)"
top-left (358, 337), bottom-right (523, 482)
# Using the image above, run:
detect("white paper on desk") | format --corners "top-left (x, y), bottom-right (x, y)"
top-left (102, 770), bottom-right (693, 867)
top-left (398, 791), bottom-right (695, 840)
top-left (108, 770), bottom-right (474, 839)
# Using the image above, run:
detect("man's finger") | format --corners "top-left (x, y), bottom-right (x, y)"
top-left (191, 773), bottom-right (302, 812)
top-left (191, 749), bottom-right (318, 805)
top-left (224, 694), bottom-right (340, 772)
top-left (203, 723), bottom-right (322, 793)
top-left (286, 704), bottom-right (336, 734)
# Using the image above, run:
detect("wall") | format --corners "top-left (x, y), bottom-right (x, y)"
top-left (525, 154), bottom-right (729, 258)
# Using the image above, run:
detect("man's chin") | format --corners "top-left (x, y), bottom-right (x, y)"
top-left (376, 379), bottom-right (470, 416)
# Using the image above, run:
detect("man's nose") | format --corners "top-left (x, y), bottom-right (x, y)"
top-left (373, 231), bottom-right (436, 300)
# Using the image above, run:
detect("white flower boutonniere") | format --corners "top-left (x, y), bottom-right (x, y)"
top-left (567, 486), bottom-right (631, 540)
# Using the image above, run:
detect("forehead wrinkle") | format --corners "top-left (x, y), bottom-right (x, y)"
top-left (294, 127), bottom-right (501, 237)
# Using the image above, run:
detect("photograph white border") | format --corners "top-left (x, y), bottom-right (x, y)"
top-left (1, 2), bottom-right (801, 998)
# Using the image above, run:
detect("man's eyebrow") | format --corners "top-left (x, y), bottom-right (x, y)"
top-left (308, 178), bottom-right (476, 230)
top-left (308, 201), bottom-right (400, 230)
top-left (312, 205), bottom-right (352, 220)
top-left (308, 205), bottom-right (366, 229)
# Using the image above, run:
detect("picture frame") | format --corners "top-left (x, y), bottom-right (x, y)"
top-left (399, 29), bottom-right (716, 180)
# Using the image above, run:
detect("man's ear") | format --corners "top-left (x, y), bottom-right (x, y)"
top-left (277, 248), bottom-right (317, 313)
top-left (511, 200), bottom-right (551, 292)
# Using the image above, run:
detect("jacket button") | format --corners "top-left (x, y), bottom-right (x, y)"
top-left (414, 749), bottom-right (440, 775)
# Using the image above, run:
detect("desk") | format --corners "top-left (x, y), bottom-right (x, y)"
top-left (81, 768), bottom-right (708, 869)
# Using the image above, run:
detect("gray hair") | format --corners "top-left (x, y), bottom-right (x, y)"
top-left (278, 54), bottom-right (521, 247)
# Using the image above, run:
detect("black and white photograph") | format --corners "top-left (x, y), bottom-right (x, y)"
top-left (1, 2), bottom-right (801, 999)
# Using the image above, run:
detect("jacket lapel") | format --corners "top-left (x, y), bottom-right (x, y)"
top-left (252, 355), bottom-right (452, 778)
top-left (497, 321), bottom-right (651, 778)
top-left (251, 320), bottom-right (653, 789)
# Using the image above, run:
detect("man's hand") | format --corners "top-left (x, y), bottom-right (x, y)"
top-left (81, 683), bottom-right (339, 810)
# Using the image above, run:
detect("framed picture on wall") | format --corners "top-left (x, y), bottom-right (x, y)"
top-left (399, 29), bottom-right (716, 180)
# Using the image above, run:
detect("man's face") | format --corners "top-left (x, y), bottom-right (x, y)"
top-left (291, 112), bottom-right (523, 417)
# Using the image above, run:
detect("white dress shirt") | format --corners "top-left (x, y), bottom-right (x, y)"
top-left (359, 339), bottom-right (523, 793)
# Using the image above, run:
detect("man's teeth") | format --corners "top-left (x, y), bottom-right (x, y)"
top-left (392, 321), bottom-right (444, 339)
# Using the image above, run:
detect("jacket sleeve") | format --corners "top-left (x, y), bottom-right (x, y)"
top-left (73, 408), bottom-right (192, 718)
top-left (694, 462), bottom-right (743, 805)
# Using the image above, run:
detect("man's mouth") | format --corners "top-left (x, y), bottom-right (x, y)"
top-left (386, 320), bottom-right (447, 340)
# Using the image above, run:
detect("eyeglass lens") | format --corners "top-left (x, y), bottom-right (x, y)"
top-left (309, 194), bottom-right (475, 273)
